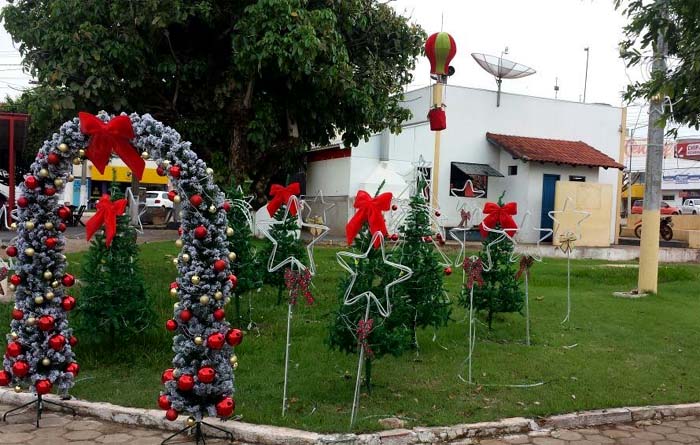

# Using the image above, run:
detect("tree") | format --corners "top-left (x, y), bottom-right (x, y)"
top-left (2, 0), bottom-right (425, 191)
top-left (616, 0), bottom-right (700, 132)
top-left (393, 182), bottom-right (451, 343)
top-left (75, 182), bottom-right (154, 345)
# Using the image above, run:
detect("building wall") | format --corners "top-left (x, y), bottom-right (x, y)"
top-left (552, 181), bottom-right (613, 247)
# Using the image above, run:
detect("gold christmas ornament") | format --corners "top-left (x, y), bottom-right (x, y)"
top-left (162, 160), bottom-right (171, 168)
top-left (58, 143), bottom-right (69, 153)
top-left (173, 368), bottom-right (181, 378)
top-left (78, 149), bottom-right (86, 158)
top-left (175, 239), bottom-right (183, 248)
top-left (44, 222), bottom-right (54, 230)
top-left (8, 284), bottom-right (16, 291)
top-left (27, 317), bottom-right (36, 326)
top-left (45, 291), bottom-right (55, 300)
top-left (230, 355), bottom-right (238, 365)
top-left (173, 195), bottom-right (182, 204)
top-left (39, 168), bottom-right (49, 178)
top-left (42, 358), bottom-right (50, 366)
top-left (172, 258), bottom-right (179, 265)
top-left (224, 297), bottom-right (231, 305)
top-left (228, 252), bottom-right (237, 262)
top-left (68, 175), bottom-right (75, 182)
top-left (10, 222), bottom-right (17, 230)
top-left (214, 291), bottom-right (223, 301)
top-left (199, 295), bottom-right (210, 305)
top-left (14, 386), bottom-right (21, 393)
top-left (34, 296), bottom-right (44, 305)
top-left (194, 336), bottom-right (204, 345)
top-left (141, 151), bottom-right (150, 160)
top-left (206, 168), bottom-right (214, 175)
top-left (170, 288), bottom-right (178, 297)
top-left (54, 178), bottom-right (64, 188)
top-left (226, 227), bottom-right (234, 237)
top-left (208, 205), bottom-right (217, 214)
top-left (51, 280), bottom-right (60, 288)
top-left (25, 221), bottom-right (35, 230)
top-left (186, 417), bottom-right (196, 427)
top-left (43, 271), bottom-right (53, 280)
top-left (232, 362), bottom-right (239, 371)
top-left (181, 253), bottom-right (190, 263)
top-left (173, 302), bottom-right (180, 308)
top-left (25, 247), bottom-right (35, 257)
top-left (191, 275), bottom-right (201, 285)
top-left (10, 332), bottom-right (18, 340)
top-left (72, 157), bottom-right (82, 165)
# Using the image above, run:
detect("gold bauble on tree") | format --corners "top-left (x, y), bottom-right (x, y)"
top-left (39, 168), bottom-right (49, 178)
top-left (230, 355), bottom-right (238, 365)
top-left (194, 336), bottom-right (203, 345)
top-left (58, 143), bottom-right (69, 153)
top-left (214, 291), bottom-right (223, 300)
top-left (172, 258), bottom-right (179, 265)
top-left (170, 288), bottom-right (178, 297)
top-left (191, 275), bottom-right (201, 285)
top-left (181, 253), bottom-right (190, 263)
top-left (10, 332), bottom-right (18, 340)
top-left (232, 362), bottom-right (239, 371)
top-left (25, 247), bottom-right (35, 257)
top-left (175, 239), bottom-right (183, 248)
top-left (25, 221), bottom-right (35, 230)
top-left (44, 222), bottom-right (54, 230)
top-left (68, 175), bottom-right (75, 182)
top-left (78, 149), bottom-right (86, 157)
top-left (41, 358), bottom-right (50, 366)
top-left (8, 284), bottom-right (15, 291)
top-left (173, 302), bottom-right (180, 309)
top-left (45, 291), bottom-right (55, 300)
top-left (43, 271), bottom-right (53, 280)
top-left (54, 178), bottom-right (64, 188)
top-left (173, 195), bottom-right (182, 204)
top-left (14, 386), bottom-right (21, 393)
top-left (72, 157), bottom-right (82, 165)
top-left (141, 151), bottom-right (150, 160)
top-left (51, 280), bottom-right (60, 288)
top-left (186, 417), bottom-right (196, 427)
top-left (226, 227), bottom-right (234, 237)
top-left (228, 252), bottom-right (237, 262)
top-left (199, 295), bottom-right (210, 305)
top-left (206, 168), bottom-right (214, 175)
top-left (208, 205), bottom-right (217, 214)
top-left (27, 317), bottom-right (36, 326)
top-left (10, 222), bottom-right (17, 230)
top-left (34, 296), bottom-right (44, 305)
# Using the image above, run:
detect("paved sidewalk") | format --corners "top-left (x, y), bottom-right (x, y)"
top-left (474, 416), bottom-right (700, 445)
top-left (0, 403), bottom-right (231, 445)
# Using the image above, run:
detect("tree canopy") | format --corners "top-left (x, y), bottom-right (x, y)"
top-left (2, 0), bottom-right (425, 188)
top-left (616, 0), bottom-right (700, 132)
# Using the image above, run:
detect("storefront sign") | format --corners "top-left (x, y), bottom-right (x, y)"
top-left (675, 138), bottom-right (700, 161)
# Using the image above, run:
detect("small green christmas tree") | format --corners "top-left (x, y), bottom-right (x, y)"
top-left (460, 194), bottom-right (523, 329)
top-left (260, 207), bottom-right (304, 305)
top-left (225, 182), bottom-right (262, 327)
top-left (75, 182), bottom-right (154, 345)
top-left (394, 179), bottom-right (451, 341)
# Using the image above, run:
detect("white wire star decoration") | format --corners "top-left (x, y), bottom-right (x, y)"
top-left (548, 196), bottom-right (591, 248)
top-left (301, 189), bottom-right (336, 225)
top-left (509, 211), bottom-right (554, 263)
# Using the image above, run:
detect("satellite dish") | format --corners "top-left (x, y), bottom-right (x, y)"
top-left (471, 53), bottom-right (536, 107)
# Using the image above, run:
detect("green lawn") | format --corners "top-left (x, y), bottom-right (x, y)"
top-left (2, 241), bottom-right (700, 433)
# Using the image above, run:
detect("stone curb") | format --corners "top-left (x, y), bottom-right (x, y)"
top-left (1, 388), bottom-right (699, 444)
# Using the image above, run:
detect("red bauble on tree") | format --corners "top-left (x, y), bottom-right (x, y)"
top-left (197, 367), bottom-right (215, 383)
top-left (17, 197), bottom-right (28, 208)
top-left (35, 379), bottom-right (52, 395)
top-left (69, 336), bottom-right (78, 347)
top-left (207, 333), bottom-right (225, 349)
top-left (161, 368), bottom-right (174, 383)
top-left (9, 275), bottom-right (21, 286)
top-left (66, 362), bottom-right (80, 376)
top-left (6, 341), bottom-right (21, 357)
top-left (49, 335), bottom-right (66, 351)
top-left (62, 274), bottom-right (75, 287)
top-left (11, 308), bottom-right (23, 320)
top-left (165, 319), bottom-right (177, 331)
top-left (213, 259), bottom-right (227, 272)
top-left (11, 361), bottom-right (29, 377)
top-left (167, 190), bottom-right (177, 201)
top-left (169, 166), bottom-right (181, 178)
top-left (45, 237), bottom-right (58, 249)
top-left (61, 296), bottom-right (76, 311)
top-left (213, 308), bottom-right (225, 321)
top-left (216, 397), bottom-right (235, 418)
top-left (47, 153), bottom-right (60, 165)
top-left (189, 194), bottom-right (203, 207)
top-left (177, 374), bottom-right (194, 391)
top-left (24, 176), bottom-right (38, 189)
top-left (58, 222), bottom-right (67, 232)
top-left (222, 201), bottom-right (231, 212)
top-left (165, 408), bottom-right (178, 421)
top-left (38, 315), bottom-right (55, 331)
top-left (228, 274), bottom-right (238, 289)
top-left (44, 186), bottom-right (56, 196)
top-left (179, 309), bottom-right (192, 322)
top-left (0, 370), bottom-right (10, 386)
top-left (444, 266), bottom-right (452, 276)
top-left (158, 394), bottom-right (171, 410)
top-left (194, 225), bottom-right (207, 240)
top-left (156, 166), bottom-right (166, 176)
top-left (58, 206), bottom-right (72, 220)
top-left (226, 329), bottom-right (243, 346)
top-left (6, 246), bottom-right (17, 257)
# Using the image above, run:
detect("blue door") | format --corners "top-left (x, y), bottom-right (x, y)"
top-left (540, 174), bottom-right (560, 238)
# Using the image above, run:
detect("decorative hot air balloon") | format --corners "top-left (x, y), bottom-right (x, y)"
top-left (425, 32), bottom-right (457, 76)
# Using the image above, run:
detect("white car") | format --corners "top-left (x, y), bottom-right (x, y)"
top-left (681, 198), bottom-right (700, 215)
top-left (145, 191), bottom-right (173, 208)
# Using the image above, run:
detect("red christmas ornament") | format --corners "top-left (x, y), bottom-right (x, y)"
top-left (444, 266), bottom-right (453, 276)
top-left (66, 362), bottom-right (80, 376)
top-left (38, 315), bottom-right (55, 332)
top-left (6, 341), bottom-right (21, 357)
top-left (11, 308), bottom-right (23, 320)
top-left (213, 259), bottom-right (227, 272)
top-left (207, 333), bottom-right (225, 350)
top-left (47, 153), bottom-right (60, 165)
top-left (213, 308), bottom-right (225, 321)
top-left (35, 379), bottom-right (52, 395)
top-left (391, 204), bottom-right (398, 211)
top-left (24, 176), bottom-right (38, 189)
top-left (45, 237), bottom-right (58, 249)
top-left (435, 210), bottom-right (441, 217)
top-left (197, 367), bottom-right (215, 384)
top-left (179, 309), bottom-right (192, 322)
top-left (9, 275), bottom-right (21, 286)
top-left (424, 236), bottom-right (433, 243)
top-left (189, 194), bottom-right (203, 207)
top-left (0, 370), bottom-right (10, 386)
top-left (58, 206), bottom-right (72, 220)
top-left (61, 296), bottom-right (76, 311)
top-left (161, 368), bottom-right (174, 383)
top-left (11, 361), bottom-right (29, 377)
top-left (58, 223), bottom-right (67, 232)
top-left (165, 319), bottom-right (177, 331)
top-left (156, 166), bottom-right (166, 176)
top-left (228, 274), bottom-right (238, 289)
top-left (17, 197), bottom-right (28, 208)
top-left (158, 394), bottom-right (171, 410)
top-left (167, 190), bottom-right (177, 201)
top-left (44, 187), bottom-right (56, 196)
top-left (226, 329), bottom-right (243, 346)
top-left (222, 201), bottom-right (231, 212)
top-left (69, 336), bottom-right (78, 347)
top-left (177, 374), bottom-right (194, 391)
top-left (49, 335), bottom-right (66, 351)
top-left (390, 233), bottom-right (399, 241)
top-left (6, 246), bottom-right (17, 257)
top-left (216, 397), bottom-right (235, 418)
top-left (170, 281), bottom-right (178, 289)
top-left (62, 274), bottom-right (76, 287)
top-left (194, 226), bottom-right (207, 240)
top-left (165, 409), bottom-right (178, 421)
top-left (169, 166), bottom-right (181, 178)
top-left (177, 227), bottom-right (183, 236)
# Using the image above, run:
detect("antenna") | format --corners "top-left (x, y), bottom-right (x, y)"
top-left (554, 77), bottom-right (559, 99)
top-left (471, 52), bottom-right (536, 107)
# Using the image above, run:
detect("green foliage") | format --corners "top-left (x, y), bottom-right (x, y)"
top-left (259, 206), bottom-right (305, 303)
top-left (616, 0), bottom-right (700, 132)
top-left (393, 187), bottom-right (451, 338)
top-left (225, 182), bottom-right (262, 326)
top-left (75, 189), bottom-right (154, 345)
top-left (460, 226), bottom-right (524, 330)
top-left (2, 0), bottom-right (425, 186)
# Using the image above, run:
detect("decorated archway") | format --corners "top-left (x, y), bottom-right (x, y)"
top-left (1, 112), bottom-right (239, 427)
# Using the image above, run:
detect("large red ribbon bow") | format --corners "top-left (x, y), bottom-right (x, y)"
top-left (357, 318), bottom-right (375, 359)
top-left (480, 202), bottom-right (518, 238)
top-left (346, 190), bottom-right (393, 247)
top-left (266, 182), bottom-right (300, 217)
top-left (79, 112), bottom-right (145, 180)
top-left (86, 194), bottom-right (128, 248)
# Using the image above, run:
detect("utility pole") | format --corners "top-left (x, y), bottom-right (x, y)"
top-left (583, 47), bottom-right (590, 103)
top-left (638, 0), bottom-right (667, 294)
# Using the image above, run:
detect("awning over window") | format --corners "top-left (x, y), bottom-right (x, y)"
top-left (452, 162), bottom-right (504, 177)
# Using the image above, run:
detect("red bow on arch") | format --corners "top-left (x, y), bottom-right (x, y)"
top-left (86, 194), bottom-right (128, 248)
top-left (79, 112), bottom-right (145, 180)
top-left (346, 190), bottom-right (393, 247)
top-left (266, 182), bottom-right (300, 217)
top-left (480, 202), bottom-right (518, 238)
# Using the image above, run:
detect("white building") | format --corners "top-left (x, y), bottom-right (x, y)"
top-left (306, 85), bottom-right (625, 243)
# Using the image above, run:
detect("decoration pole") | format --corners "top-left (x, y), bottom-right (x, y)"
top-left (350, 302), bottom-right (371, 429)
top-left (431, 82), bottom-right (444, 206)
top-left (281, 265), bottom-right (295, 417)
top-left (468, 281), bottom-right (475, 384)
top-left (525, 272), bottom-right (530, 346)
top-left (562, 251), bottom-right (571, 324)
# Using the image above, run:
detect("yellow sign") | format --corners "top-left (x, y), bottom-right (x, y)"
top-left (90, 166), bottom-right (168, 185)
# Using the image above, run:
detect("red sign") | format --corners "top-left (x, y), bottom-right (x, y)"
top-left (676, 139), bottom-right (700, 161)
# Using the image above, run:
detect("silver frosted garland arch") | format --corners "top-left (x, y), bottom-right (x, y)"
top-left (1, 112), bottom-right (238, 421)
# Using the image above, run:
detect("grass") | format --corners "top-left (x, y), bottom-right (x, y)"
top-left (2, 240), bottom-right (700, 433)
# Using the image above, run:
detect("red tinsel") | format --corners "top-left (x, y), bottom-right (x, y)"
top-left (357, 318), bottom-right (375, 359)
top-left (284, 268), bottom-right (314, 305)
top-left (463, 257), bottom-right (485, 289)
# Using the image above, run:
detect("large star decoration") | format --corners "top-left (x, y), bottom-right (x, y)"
top-left (301, 189), bottom-right (336, 226)
top-left (257, 195), bottom-right (329, 275)
top-left (450, 179), bottom-right (486, 205)
top-left (480, 213), bottom-right (521, 272)
top-left (336, 232), bottom-right (413, 319)
top-left (509, 211), bottom-right (554, 263)
top-left (547, 196), bottom-right (591, 251)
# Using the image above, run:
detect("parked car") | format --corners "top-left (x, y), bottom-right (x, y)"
top-left (631, 200), bottom-right (680, 215)
top-left (681, 198), bottom-right (700, 215)
top-left (145, 191), bottom-right (172, 208)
